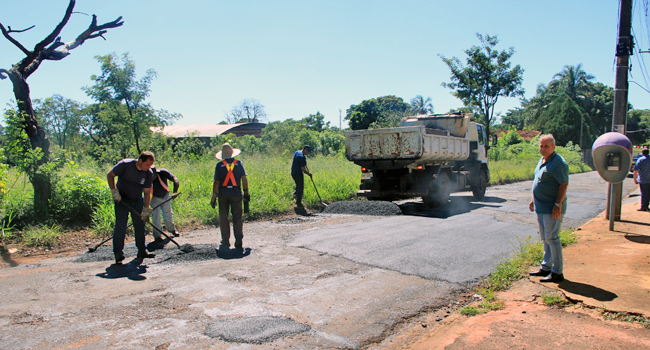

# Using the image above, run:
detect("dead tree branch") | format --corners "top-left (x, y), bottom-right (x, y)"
top-left (0, 68), bottom-right (8, 80)
top-left (0, 23), bottom-right (32, 56)
top-left (7, 25), bottom-right (36, 33)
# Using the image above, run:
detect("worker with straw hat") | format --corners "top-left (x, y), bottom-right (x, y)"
top-left (210, 143), bottom-right (249, 252)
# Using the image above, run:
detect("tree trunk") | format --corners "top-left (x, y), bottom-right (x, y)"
top-left (8, 68), bottom-right (52, 218)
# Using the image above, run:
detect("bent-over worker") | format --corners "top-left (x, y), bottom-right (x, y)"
top-left (210, 143), bottom-right (249, 252)
top-left (150, 166), bottom-right (180, 242)
top-left (107, 151), bottom-right (156, 264)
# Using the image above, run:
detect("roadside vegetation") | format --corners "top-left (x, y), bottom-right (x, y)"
top-left (459, 229), bottom-right (578, 316)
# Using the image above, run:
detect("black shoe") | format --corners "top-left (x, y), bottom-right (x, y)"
top-left (137, 251), bottom-right (156, 259)
top-left (540, 273), bottom-right (564, 283)
top-left (154, 237), bottom-right (165, 243)
top-left (529, 269), bottom-right (552, 277)
top-left (115, 254), bottom-right (125, 264)
top-left (637, 208), bottom-right (649, 211)
top-left (172, 231), bottom-right (180, 237)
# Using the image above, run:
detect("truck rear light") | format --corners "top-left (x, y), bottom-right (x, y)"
top-left (417, 165), bottom-right (423, 170)
top-left (361, 167), bottom-right (368, 172)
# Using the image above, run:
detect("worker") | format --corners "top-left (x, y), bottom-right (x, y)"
top-left (291, 145), bottom-right (312, 210)
top-left (150, 166), bottom-right (180, 243)
top-left (210, 143), bottom-right (249, 253)
top-left (633, 148), bottom-right (650, 211)
top-left (107, 151), bottom-right (156, 264)
top-left (528, 134), bottom-right (569, 283)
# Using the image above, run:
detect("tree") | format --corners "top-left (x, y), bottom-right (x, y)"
top-left (0, 0), bottom-right (123, 218)
top-left (535, 94), bottom-right (586, 146)
top-left (345, 95), bottom-right (410, 130)
top-left (549, 64), bottom-right (594, 102)
top-left (224, 99), bottom-right (267, 124)
top-left (440, 33), bottom-right (525, 137)
top-left (83, 53), bottom-right (179, 156)
top-left (301, 112), bottom-right (327, 132)
top-left (34, 95), bottom-right (84, 150)
top-left (409, 95), bottom-right (434, 115)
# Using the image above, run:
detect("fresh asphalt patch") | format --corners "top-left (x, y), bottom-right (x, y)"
top-left (204, 316), bottom-right (310, 344)
top-left (322, 200), bottom-right (402, 216)
top-left (73, 244), bottom-right (245, 265)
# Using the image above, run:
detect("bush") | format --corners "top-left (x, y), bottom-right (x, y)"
top-left (51, 171), bottom-right (111, 226)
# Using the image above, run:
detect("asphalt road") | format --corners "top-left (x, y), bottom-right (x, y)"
top-left (0, 171), bottom-right (638, 349)
top-left (289, 171), bottom-right (637, 284)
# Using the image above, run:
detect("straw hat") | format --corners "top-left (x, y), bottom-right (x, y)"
top-left (215, 142), bottom-right (241, 160)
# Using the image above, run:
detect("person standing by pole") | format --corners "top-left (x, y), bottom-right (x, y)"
top-left (528, 134), bottom-right (569, 283)
top-left (633, 148), bottom-right (650, 211)
top-left (291, 145), bottom-right (312, 211)
top-left (210, 143), bottom-right (249, 253)
top-left (107, 151), bottom-right (156, 264)
top-left (150, 166), bottom-right (180, 243)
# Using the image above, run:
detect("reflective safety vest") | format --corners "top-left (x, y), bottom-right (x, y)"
top-left (221, 160), bottom-right (238, 188)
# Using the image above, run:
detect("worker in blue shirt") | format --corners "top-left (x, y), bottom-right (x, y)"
top-left (633, 148), bottom-right (650, 211)
top-left (291, 145), bottom-right (312, 210)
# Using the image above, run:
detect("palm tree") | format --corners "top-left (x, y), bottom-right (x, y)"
top-left (549, 64), bottom-right (595, 102)
top-left (409, 95), bottom-right (434, 115)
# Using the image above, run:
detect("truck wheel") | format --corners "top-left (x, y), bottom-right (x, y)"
top-left (472, 170), bottom-right (488, 200)
top-left (424, 173), bottom-right (450, 207)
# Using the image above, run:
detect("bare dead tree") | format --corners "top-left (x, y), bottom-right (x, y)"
top-left (223, 99), bottom-right (267, 124)
top-left (0, 0), bottom-right (123, 217)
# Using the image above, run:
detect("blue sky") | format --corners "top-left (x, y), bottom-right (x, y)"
top-left (1, 0), bottom-right (648, 128)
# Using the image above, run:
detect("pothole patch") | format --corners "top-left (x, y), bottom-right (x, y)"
top-left (204, 316), bottom-right (310, 344)
top-left (322, 200), bottom-right (402, 216)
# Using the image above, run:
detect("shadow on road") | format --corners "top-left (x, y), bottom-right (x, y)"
top-left (399, 195), bottom-right (506, 218)
top-left (216, 248), bottom-right (252, 260)
top-left (96, 260), bottom-right (147, 281)
top-left (558, 280), bottom-right (618, 302)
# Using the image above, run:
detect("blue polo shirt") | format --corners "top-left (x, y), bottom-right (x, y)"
top-left (291, 150), bottom-right (307, 175)
top-left (633, 155), bottom-right (650, 184)
top-left (532, 152), bottom-right (569, 215)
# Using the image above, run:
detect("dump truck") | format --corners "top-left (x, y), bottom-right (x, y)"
top-left (344, 112), bottom-right (490, 206)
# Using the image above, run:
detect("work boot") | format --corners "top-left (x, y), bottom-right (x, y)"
top-left (154, 237), bottom-right (165, 243)
top-left (171, 230), bottom-right (180, 237)
top-left (137, 251), bottom-right (156, 259)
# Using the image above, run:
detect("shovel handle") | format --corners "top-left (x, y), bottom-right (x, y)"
top-left (117, 200), bottom-right (182, 249)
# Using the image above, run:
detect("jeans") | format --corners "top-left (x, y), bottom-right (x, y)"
top-left (640, 183), bottom-right (650, 210)
top-left (218, 193), bottom-right (243, 248)
top-left (151, 193), bottom-right (176, 239)
top-left (292, 173), bottom-right (304, 206)
top-left (537, 213), bottom-right (564, 274)
top-left (113, 198), bottom-right (146, 257)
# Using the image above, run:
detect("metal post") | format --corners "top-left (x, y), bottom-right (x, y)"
top-left (609, 183), bottom-right (616, 231)
top-left (608, 0), bottom-right (633, 221)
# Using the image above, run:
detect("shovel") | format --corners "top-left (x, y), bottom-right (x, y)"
top-left (88, 193), bottom-right (181, 253)
top-left (118, 198), bottom-right (194, 253)
top-left (308, 173), bottom-right (328, 207)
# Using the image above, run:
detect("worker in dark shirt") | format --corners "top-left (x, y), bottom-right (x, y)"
top-left (210, 143), bottom-right (249, 252)
top-left (291, 145), bottom-right (312, 210)
top-left (107, 151), bottom-right (156, 264)
top-left (150, 166), bottom-right (180, 242)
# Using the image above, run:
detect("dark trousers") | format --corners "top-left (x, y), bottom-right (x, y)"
top-left (113, 198), bottom-right (146, 257)
top-left (218, 193), bottom-right (243, 248)
top-left (640, 183), bottom-right (650, 210)
top-left (292, 173), bottom-right (304, 206)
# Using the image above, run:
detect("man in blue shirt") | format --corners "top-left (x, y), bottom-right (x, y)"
top-left (107, 151), bottom-right (156, 264)
top-left (633, 148), bottom-right (650, 211)
top-left (291, 145), bottom-right (312, 210)
top-left (528, 134), bottom-right (569, 283)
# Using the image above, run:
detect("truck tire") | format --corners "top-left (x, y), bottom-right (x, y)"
top-left (472, 170), bottom-right (488, 200)
top-left (424, 173), bottom-right (450, 207)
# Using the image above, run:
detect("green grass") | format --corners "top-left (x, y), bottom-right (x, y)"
top-left (602, 310), bottom-right (650, 329)
top-left (541, 291), bottom-right (569, 307)
top-left (460, 228), bottom-right (578, 317)
top-left (21, 224), bottom-right (63, 248)
top-left (489, 158), bottom-right (589, 185)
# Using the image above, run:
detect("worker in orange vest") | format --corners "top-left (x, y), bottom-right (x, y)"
top-left (210, 143), bottom-right (249, 252)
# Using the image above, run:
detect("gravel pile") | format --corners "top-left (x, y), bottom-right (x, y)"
top-left (204, 316), bottom-right (310, 344)
top-left (74, 244), bottom-right (217, 265)
top-left (322, 200), bottom-right (402, 216)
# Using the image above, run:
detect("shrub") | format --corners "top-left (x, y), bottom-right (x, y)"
top-left (51, 171), bottom-right (111, 225)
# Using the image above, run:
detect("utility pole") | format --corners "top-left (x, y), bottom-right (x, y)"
top-left (608, 0), bottom-right (633, 221)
